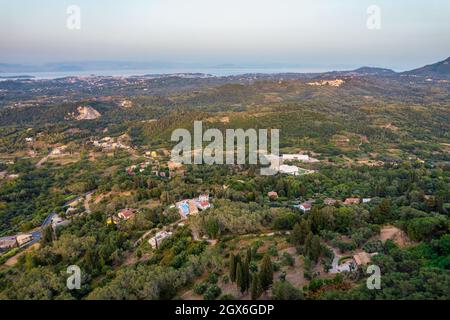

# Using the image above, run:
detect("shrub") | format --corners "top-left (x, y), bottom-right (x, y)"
top-left (194, 282), bottom-right (208, 295)
top-left (203, 284), bottom-right (222, 300)
top-left (272, 281), bottom-right (303, 300)
top-left (208, 272), bottom-right (218, 284)
top-left (281, 252), bottom-right (295, 267)
top-left (268, 244), bottom-right (278, 257)
top-left (222, 274), bottom-right (230, 284)
top-left (363, 240), bottom-right (384, 253)
top-left (249, 261), bottom-right (258, 272)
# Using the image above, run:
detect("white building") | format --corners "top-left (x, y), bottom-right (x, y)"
top-left (16, 234), bottom-right (33, 246)
top-left (282, 154), bottom-right (310, 162)
top-left (298, 202), bottom-right (312, 212)
top-left (149, 231), bottom-right (173, 248)
top-left (279, 164), bottom-right (299, 176)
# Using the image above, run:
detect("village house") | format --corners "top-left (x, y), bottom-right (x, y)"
top-left (299, 202), bottom-right (312, 212)
top-left (0, 236), bottom-right (18, 252)
top-left (324, 198), bottom-right (338, 206)
top-left (344, 198), bottom-right (361, 205)
top-left (149, 231), bottom-right (173, 249)
top-left (362, 198), bottom-right (372, 203)
top-left (268, 191), bottom-right (278, 200)
top-left (93, 137), bottom-right (130, 151)
top-left (118, 208), bottom-right (135, 220)
top-left (176, 194), bottom-right (211, 219)
top-left (188, 200), bottom-right (199, 215)
top-left (296, 200), bottom-right (313, 212)
top-left (16, 234), bottom-right (34, 246)
top-left (196, 194), bottom-right (211, 210)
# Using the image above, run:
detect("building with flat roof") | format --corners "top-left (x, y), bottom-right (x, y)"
top-left (149, 231), bottom-right (173, 249)
top-left (0, 236), bottom-right (18, 251)
top-left (16, 234), bottom-right (34, 246)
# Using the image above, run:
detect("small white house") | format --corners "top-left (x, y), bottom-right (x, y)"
top-left (149, 231), bottom-right (173, 249)
top-left (298, 202), bottom-right (312, 212)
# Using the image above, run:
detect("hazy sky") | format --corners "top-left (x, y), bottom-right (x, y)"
top-left (1, 0), bottom-right (449, 70)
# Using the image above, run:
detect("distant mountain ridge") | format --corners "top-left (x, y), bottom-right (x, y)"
top-left (318, 66), bottom-right (397, 78)
top-left (402, 57), bottom-right (450, 78)
top-left (352, 67), bottom-right (397, 75)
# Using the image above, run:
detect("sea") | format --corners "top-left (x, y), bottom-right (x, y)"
top-left (0, 66), bottom-right (344, 80)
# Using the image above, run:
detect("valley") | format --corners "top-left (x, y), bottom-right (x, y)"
top-left (0, 58), bottom-right (449, 300)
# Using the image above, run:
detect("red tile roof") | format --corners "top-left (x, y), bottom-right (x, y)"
top-left (119, 209), bottom-right (135, 219)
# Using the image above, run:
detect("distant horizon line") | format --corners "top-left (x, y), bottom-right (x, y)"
top-left (0, 56), bottom-right (448, 78)
top-left (0, 60), bottom-right (419, 73)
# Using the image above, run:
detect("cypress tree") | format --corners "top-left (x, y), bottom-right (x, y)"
top-left (260, 255), bottom-right (273, 290)
top-left (235, 254), bottom-right (241, 273)
top-left (236, 262), bottom-right (245, 293)
top-left (304, 232), bottom-right (313, 256)
top-left (229, 253), bottom-right (237, 282)
top-left (242, 260), bottom-right (250, 292)
top-left (246, 247), bottom-right (252, 265)
top-left (40, 225), bottom-right (53, 246)
top-left (251, 273), bottom-right (262, 300)
top-left (310, 235), bottom-right (322, 262)
top-left (291, 219), bottom-right (310, 245)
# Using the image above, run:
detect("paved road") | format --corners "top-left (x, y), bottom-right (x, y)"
top-left (41, 212), bottom-right (56, 228)
top-left (2, 191), bottom-right (96, 266)
top-left (329, 247), bottom-right (352, 274)
top-left (22, 231), bottom-right (42, 248)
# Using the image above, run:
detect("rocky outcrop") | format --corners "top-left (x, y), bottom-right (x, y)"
top-left (69, 106), bottom-right (101, 120)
